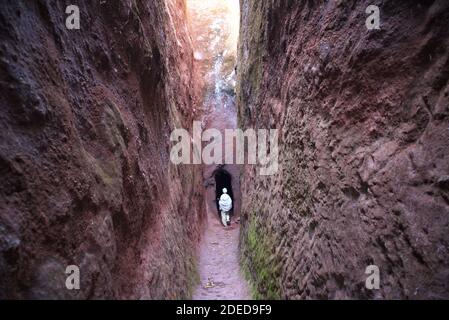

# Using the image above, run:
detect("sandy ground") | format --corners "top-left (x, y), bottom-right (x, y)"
top-left (192, 208), bottom-right (250, 300)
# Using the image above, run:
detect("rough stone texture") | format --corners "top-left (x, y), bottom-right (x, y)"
top-left (0, 0), bottom-right (204, 299)
top-left (237, 0), bottom-right (449, 299)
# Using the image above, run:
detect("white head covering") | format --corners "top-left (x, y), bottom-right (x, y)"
top-left (222, 188), bottom-right (227, 194)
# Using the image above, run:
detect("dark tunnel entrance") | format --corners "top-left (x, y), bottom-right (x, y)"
top-left (214, 169), bottom-right (234, 217)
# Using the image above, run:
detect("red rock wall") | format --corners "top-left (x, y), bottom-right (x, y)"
top-left (237, 0), bottom-right (449, 299)
top-left (0, 0), bottom-right (204, 299)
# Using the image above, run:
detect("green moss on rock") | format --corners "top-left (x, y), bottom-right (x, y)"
top-left (241, 216), bottom-right (281, 300)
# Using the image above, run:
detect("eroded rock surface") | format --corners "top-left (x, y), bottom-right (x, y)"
top-left (0, 0), bottom-right (204, 299)
top-left (237, 0), bottom-right (449, 299)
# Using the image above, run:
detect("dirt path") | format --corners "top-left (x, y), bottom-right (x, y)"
top-left (193, 209), bottom-right (250, 300)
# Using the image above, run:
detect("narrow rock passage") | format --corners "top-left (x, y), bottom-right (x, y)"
top-left (187, 0), bottom-right (249, 300)
top-left (192, 91), bottom-right (250, 300)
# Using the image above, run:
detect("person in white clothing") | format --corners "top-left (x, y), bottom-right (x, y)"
top-left (218, 188), bottom-right (232, 227)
